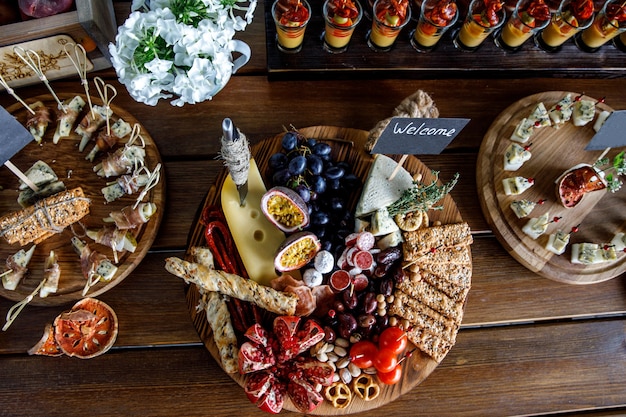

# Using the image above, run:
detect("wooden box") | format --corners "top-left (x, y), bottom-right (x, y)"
top-left (0, 0), bottom-right (117, 89)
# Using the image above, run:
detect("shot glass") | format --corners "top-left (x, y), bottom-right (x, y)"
top-left (453, 0), bottom-right (506, 51)
top-left (323, 0), bottom-right (364, 53)
top-left (576, 0), bottom-right (626, 52)
top-left (495, 0), bottom-right (551, 51)
top-left (272, 0), bottom-right (312, 53)
top-left (367, 0), bottom-right (412, 51)
top-left (410, 0), bottom-right (459, 52)
top-left (534, 0), bottom-right (594, 52)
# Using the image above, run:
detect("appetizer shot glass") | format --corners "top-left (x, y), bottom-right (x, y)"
top-left (323, 0), bottom-right (364, 53)
top-left (534, 0), bottom-right (594, 52)
top-left (272, 0), bottom-right (312, 53)
top-left (367, 0), bottom-right (412, 51)
top-left (495, 0), bottom-right (551, 51)
top-left (575, 0), bottom-right (626, 52)
top-left (410, 0), bottom-right (459, 52)
top-left (453, 0), bottom-right (506, 51)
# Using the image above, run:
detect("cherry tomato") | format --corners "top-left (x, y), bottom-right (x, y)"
top-left (374, 347), bottom-right (398, 373)
top-left (377, 363), bottom-right (402, 385)
top-left (350, 341), bottom-right (378, 369)
top-left (378, 326), bottom-right (408, 355)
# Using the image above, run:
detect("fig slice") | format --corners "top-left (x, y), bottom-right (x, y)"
top-left (261, 186), bottom-right (310, 233)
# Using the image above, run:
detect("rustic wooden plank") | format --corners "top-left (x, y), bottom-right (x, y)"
top-left (0, 319), bottom-right (624, 417)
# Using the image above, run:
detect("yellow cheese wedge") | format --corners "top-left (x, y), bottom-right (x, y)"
top-left (221, 159), bottom-right (286, 287)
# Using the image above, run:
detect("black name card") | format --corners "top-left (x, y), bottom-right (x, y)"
top-left (1, 105), bottom-right (33, 166)
top-left (371, 117), bottom-right (470, 155)
top-left (586, 110), bottom-right (626, 151)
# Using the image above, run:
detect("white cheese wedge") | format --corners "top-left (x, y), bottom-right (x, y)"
top-left (545, 230), bottom-right (570, 255)
top-left (593, 110), bottom-right (612, 133)
top-left (53, 96), bottom-right (86, 144)
top-left (510, 118), bottom-right (535, 143)
top-left (369, 207), bottom-right (400, 237)
top-left (571, 243), bottom-right (598, 264)
top-left (18, 160), bottom-right (58, 191)
top-left (355, 154), bottom-right (414, 218)
top-left (549, 94), bottom-right (573, 129)
top-left (572, 99), bottom-right (596, 127)
top-left (610, 232), bottom-right (625, 252)
top-left (376, 229), bottom-right (403, 250)
top-left (502, 176), bottom-right (533, 196)
top-left (510, 199), bottom-right (536, 218)
top-left (221, 159), bottom-right (287, 287)
top-left (528, 102), bottom-right (551, 128)
top-left (2, 245), bottom-right (36, 290)
top-left (111, 118), bottom-right (132, 138)
top-left (504, 143), bottom-right (532, 171)
top-left (522, 212), bottom-right (550, 240)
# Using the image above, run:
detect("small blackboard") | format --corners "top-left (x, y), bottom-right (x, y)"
top-left (371, 117), bottom-right (470, 155)
top-left (586, 110), bottom-right (626, 151)
top-left (0, 105), bottom-right (33, 166)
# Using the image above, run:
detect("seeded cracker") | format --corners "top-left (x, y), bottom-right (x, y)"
top-left (403, 222), bottom-right (472, 261)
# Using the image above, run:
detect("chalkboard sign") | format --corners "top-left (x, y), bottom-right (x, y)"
top-left (371, 117), bottom-right (470, 155)
top-left (0, 105), bottom-right (33, 166)
top-left (586, 110), bottom-right (626, 151)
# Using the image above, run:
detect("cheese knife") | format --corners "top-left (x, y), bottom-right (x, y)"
top-left (221, 118), bottom-right (250, 206)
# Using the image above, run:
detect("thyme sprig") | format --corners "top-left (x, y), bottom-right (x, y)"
top-left (593, 150), bottom-right (625, 193)
top-left (387, 171), bottom-right (459, 217)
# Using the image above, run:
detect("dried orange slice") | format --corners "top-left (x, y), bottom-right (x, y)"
top-left (28, 323), bottom-right (63, 357)
top-left (53, 298), bottom-right (118, 359)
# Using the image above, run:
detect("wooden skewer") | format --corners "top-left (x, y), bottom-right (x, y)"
top-left (94, 76), bottom-right (117, 136)
top-left (4, 160), bottom-right (39, 192)
top-left (0, 74), bottom-right (35, 115)
top-left (63, 42), bottom-right (94, 116)
top-left (13, 47), bottom-right (65, 112)
top-left (388, 154), bottom-right (408, 181)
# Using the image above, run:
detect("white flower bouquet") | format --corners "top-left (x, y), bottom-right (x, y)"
top-left (109, 0), bottom-right (257, 106)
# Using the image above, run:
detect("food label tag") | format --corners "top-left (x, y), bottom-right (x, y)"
top-left (0, 105), bottom-right (33, 166)
top-left (371, 117), bottom-right (470, 155)
top-left (586, 110), bottom-right (626, 150)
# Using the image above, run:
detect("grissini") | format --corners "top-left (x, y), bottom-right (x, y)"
top-left (164, 257), bottom-right (298, 316)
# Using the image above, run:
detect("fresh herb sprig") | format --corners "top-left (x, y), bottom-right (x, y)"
top-left (593, 150), bottom-right (626, 193)
top-left (387, 171), bottom-right (459, 216)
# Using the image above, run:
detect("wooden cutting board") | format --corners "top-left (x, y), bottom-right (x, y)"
top-left (477, 91), bottom-right (625, 284)
top-left (0, 93), bottom-right (165, 306)
top-left (185, 126), bottom-right (466, 414)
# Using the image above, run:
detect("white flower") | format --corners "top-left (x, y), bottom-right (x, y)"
top-left (109, 0), bottom-right (255, 106)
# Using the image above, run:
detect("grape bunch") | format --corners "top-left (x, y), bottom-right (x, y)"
top-left (267, 130), bottom-right (362, 256)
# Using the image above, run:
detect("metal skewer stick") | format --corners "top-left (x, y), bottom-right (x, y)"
top-left (13, 47), bottom-right (65, 113)
top-left (94, 76), bottom-right (117, 136)
top-left (0, 74), bottom-right (35, 115)
top-left (63, 42), bottom-right (94, 117)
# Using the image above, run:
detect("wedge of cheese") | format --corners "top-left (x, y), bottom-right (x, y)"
top-left (510, 199), bottom-right (536, 218)
top-left (522, 212), bottom-right (549, 240)
top-left (549, 94), bottom-right (573, 129)
top-left (545, 230), bottom-right (570, 255)
top-left (610, 232), bottom-right (625, 252)
top-left (221, 159), bottom-right (286, 286)
top-left (370, 207), bottom-right (400, 237)
top-left (593, 110), bottom-right (611, 133)
top-left (528, 102), bottom-right (551, 128)
top-left (572, 99), bottom-right (596, 127)
top-left (355, 154), bottom-right (414, 218)
top-left (510, 118), bottom-right (534, 143)
top-left (504, 143), bottom-right (531, 171)
top-left (502, 176), bottom-right (533, 196)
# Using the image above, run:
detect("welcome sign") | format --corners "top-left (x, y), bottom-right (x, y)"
top-left (371, 117), bottom-right (470, 155)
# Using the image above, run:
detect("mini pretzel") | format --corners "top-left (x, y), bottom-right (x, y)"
top-left (324, 382), bottom-right (352, 409)
top-left (352, 374), bottom-right (380, 402)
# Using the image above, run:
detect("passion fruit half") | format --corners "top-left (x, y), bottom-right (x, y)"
top-left (261, 186), bottom-right (310, 233)
top-left (275, 231), bottom-right (321, 272)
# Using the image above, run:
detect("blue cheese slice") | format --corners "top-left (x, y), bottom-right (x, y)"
top-left (545, 230), bottom-right (570, 255)
top-left (572, 99), bottom-right (596, 127)
top-left (522, 212), bottom-right (550, 239)
top-left (355, 154), bottom-right (414, 218)
top-left (528, 102), bottom-right (551, 128)
top-left (18, 160), bottom-right (58, 191)
top-left (504, 143), bottom-right (532, 171)
top-left (502, 176), bottom-right (533, 196)
top-left (1, 245), bottom-right (36, 290)
top-left (510, 199), bottom-right (536, 218)
top-left (510, 118), bottom-right (535, 143)
top-left (369, 207), bottom-right (400, 237)
top-left (52, 96), bottom-right (86, 144)
top-left (548, 94), bottom-right (573, 129)
top-left (571, 243), bottom-right (616, 264)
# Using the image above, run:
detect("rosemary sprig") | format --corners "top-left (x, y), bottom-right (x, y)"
top-left (593, 150), bottom-right (625, 193)
top-left (387, 171), bottom-right (459, 216)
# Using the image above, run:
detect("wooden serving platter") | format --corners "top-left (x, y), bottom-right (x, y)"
top-left (477, 91), bottom-right (625, 284)
top-left (185, 126), bottom-right (466, 414)
top-left (0, 93), bottom-right (165, 306)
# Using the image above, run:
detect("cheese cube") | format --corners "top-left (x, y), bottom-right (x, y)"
top-left (572, 99), bottom-right (596, 127)
top-left (504, 143), bottom-right (532, 171)
top-left (522, 212), bottom-right (549, 240)
top-left (502, 176), bottom-right (533, 196)
top-left (528, 102), bottom-right (551, 128)
top-left (549, 94), bottom-right (573, 129)
top-left (510, 199), bottom-right (536, 218)
top-left (510, 118), bottom-right (535, 143)
top-left (545, 230), bottom-right (570, 255)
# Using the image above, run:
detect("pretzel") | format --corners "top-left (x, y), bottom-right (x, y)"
top-left (324, 382), bottom-right (352, 409)
top-left (351, 374), bottom-right (380, 402)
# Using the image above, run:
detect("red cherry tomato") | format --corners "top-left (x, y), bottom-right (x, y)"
top-left (377, 363), bottom-right (402, 385)
top-left (350, 341), bottom-right (378, 369)
top-left (374, 347), bottom-right (398, 373)
top-left (378, 326), bottom-right (408, 355)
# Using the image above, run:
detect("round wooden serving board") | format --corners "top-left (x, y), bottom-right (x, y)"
top-left (185, 126), bottom-right (466, 414)
top-left (0, 93), bottom-right (165, 306)
top-left (477, 91), bottom-right (625, 284)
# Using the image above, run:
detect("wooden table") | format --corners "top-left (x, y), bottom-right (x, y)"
top-left (1, 3), bottom-right (625, 416)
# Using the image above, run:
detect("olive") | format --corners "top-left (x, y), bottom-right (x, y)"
top-left (363, 292), bottom-right (378, 314)
top-left (337, 313), bottom-right (357, 339)
top-left (379, 278), bottom-right (394, 297)
top-left (342, 289), bottom-right (359, 310)
top-left (358, 314), bottom-right (376, 329)
top-left (324, 326), bottom-right (337, 343)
